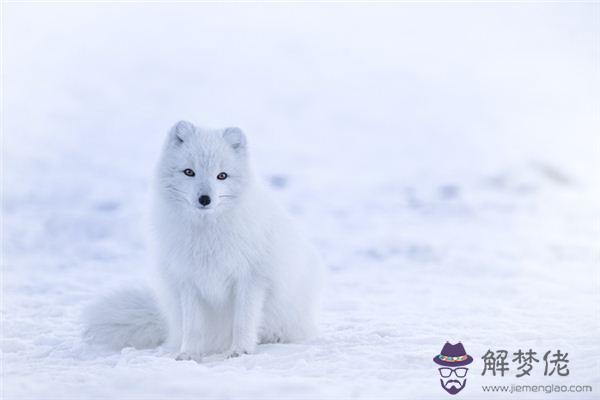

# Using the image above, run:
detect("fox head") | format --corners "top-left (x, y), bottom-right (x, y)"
top-left (156, 121), bottom-right (251, 215)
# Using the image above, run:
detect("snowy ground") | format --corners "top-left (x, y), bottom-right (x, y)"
top-left (2, 3), bottom-right (599, 399)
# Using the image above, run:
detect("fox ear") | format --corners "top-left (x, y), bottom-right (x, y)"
top-left (223, 127), bottom-right (247, 151)
top-left (169, 120), bottom-right (195, 143)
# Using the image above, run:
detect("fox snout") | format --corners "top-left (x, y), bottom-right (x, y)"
top-left (199, 195), bottom-right (211, 206)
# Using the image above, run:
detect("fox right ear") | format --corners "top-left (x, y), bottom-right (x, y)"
top-left (169, 120), bottom-right (195, 143)
top-left (223, 127), bottom-right (247, 152)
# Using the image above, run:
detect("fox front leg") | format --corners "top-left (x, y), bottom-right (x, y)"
top-left (176, 285), bottom-right (205, 362)
top-left (226, 278), bottom-right (266, 358)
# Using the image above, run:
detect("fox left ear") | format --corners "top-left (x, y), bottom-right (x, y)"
top-left (169, 120), bottom-right (195, 144)
top-left (223, 127), bottom-right (247, 152)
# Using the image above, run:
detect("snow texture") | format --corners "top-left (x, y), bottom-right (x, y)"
top-left (2, 3), bottom-right (599, 399)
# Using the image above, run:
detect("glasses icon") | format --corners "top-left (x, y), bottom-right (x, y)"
top-left (438, 367), bottom-right (468, 378)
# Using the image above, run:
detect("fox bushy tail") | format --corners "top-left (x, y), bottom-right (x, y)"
top-left (83, 287), bottom-right (167, 350)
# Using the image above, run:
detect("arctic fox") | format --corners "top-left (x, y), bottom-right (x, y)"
top-left (84, 121), bottom-right (322, 360)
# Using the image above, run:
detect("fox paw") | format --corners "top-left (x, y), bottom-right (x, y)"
top-left (261, 333), bottom-right (282, 344)
top-left (225, 347), bottom-right (252, 359)
top-left (175, 352), bottom-right (202, 363)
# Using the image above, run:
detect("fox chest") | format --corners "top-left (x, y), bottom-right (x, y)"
top-left (183, 238), bottom-right (257, 302)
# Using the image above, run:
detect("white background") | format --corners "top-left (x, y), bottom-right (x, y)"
top-left (2, 2), bottom-right (599, 399)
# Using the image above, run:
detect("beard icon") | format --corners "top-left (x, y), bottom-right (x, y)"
top-left (433, 342), bottom-right (473, 395)
top-left (440, 378), bottom-right (467, 395)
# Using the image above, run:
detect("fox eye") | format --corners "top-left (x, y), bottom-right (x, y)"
top-left (217, 172), bottom-right (228, 180)
top-left (183, 169), bottom-right (195, 177)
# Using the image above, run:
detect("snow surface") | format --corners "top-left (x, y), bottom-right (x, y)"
top-left (2, 3), bottom-right (599, 399)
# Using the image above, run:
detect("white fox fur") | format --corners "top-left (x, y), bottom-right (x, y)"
top-left (84, 121), bottom-right (322, 360)
top-left (83, 287), bottom-right (167, 350)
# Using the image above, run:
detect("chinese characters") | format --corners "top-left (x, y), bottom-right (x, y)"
top-left (481, 349), bottom-right (569, 377)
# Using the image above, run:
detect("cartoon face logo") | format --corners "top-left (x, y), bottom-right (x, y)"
top-left (433, 342), bottom-right (473, 395)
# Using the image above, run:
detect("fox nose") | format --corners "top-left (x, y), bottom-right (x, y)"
top-left (199, 195), bottom-right (211, 206)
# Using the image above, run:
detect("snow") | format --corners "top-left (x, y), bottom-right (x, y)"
top-left (2, 3), bottom-right (599, 399)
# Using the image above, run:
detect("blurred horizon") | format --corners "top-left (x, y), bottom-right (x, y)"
top-left (2, 3), bottom-right (599, 399)
top-left (4, 3), bottom-right (599, 189)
